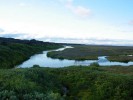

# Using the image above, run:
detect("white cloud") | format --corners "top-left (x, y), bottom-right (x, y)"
top-left (59, 0), bottom-right (91, 17)
top-left (65, 0), bottom-right (73, 9)
top-left (0, 28), bottom-right (4, 33)
top-left (72, 6), bottom-right (91, 17)
top-left (58, 0), bottom-right (73, 3)
top-left (19, 3), bottom-right (26, 6)
top-left (128, 20), bottom-right (133, 25)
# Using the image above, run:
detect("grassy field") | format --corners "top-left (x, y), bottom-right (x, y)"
top-left (0, 65), bottom-right (132, 100)
top-left (47, 45), bottom-right (133, 62)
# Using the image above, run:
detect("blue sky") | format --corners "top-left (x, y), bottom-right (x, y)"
top-left (0, 0), bottom-right (133, 45)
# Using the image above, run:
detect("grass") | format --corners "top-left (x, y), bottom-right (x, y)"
top-left (47, 45), bottom-right (133, 62)
top-left (108, 55), bottom-right (133, 63)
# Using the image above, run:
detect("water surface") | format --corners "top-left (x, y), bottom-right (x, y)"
top-left (18, 46), bottom-right (133, 68)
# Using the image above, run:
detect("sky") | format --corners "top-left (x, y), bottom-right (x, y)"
top-left (0, 0), bottom-right (133, 45)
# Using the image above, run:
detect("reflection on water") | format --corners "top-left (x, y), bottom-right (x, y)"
top-left (98, 56), bottom-right (133, 66)
top-left (17, 46), bottom-right (133, 68)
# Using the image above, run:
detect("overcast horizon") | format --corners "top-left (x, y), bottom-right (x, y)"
top-left (0, 0), bottom-right (133, 46)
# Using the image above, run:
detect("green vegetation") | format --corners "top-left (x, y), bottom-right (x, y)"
top-left (47, 45), bottom-right (133, 62)
top-left (0, 38), bottom-right (133, 99)
top-left (108, 55), bottom-right (133, 63)
top-left (0, 42), bottom-right (62, 69)
top-left (50, 66), bottom-right (133, 100)
top-left (0, 68), bottom-right (63, 100)
top-left (0, 66), bottom-right (133, 100)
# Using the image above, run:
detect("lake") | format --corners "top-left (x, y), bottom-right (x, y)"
top-left (17, 46), bottom-right (133, 68)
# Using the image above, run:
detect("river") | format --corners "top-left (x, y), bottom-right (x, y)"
top-left (17, 46), bottom-right (133, 68)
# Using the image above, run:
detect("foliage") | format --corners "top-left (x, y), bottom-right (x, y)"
top-left (0, 66), bottom-right (132, 99)
top-left (45, 66), bottom-right (133, 100)
top-left (0, 38), bottom-right (133, 99)
top-left (0, 68), bottom-right (64, 100)
top-left (0, 42), bottom-right (62, 69)
top-left (90, 62), bottom-right (100, 67)
top-left (108, 55), bottom-right (133, 63)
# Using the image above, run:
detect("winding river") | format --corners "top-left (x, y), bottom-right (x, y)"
top-left (17, 46), bottom-right (133, 68)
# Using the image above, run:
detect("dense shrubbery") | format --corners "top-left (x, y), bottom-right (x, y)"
top-left (0, 43), bottom-right (61, 69)
top-left (0, 68), bottom-right (64, 100)
top-left (50, 66), bottom-right (133, 100)
top-left (0, 66), bottom-right (133, 100)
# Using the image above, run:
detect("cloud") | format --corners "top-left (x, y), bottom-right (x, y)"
top-left (39, 37), bottom-right (133, 46)
top-left (0, 28), bottom-right (4, 33)
top-left (19, 2), bottom-right (27, 7)
top-left (1, 32), bottom-right (133, 46)
top-left (72, 6), bottom-right (91, 17)
top-left (59, 0), bottom-right (91, 17)
top-left (0, 33), bottom-right (27, 39)
top-left (128, 20), bottom-right (133, 25)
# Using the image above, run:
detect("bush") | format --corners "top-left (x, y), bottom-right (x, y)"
top-left (90, 62), bottom-right (100, 67)
top-left (32, 65), bottom-right (41, 68)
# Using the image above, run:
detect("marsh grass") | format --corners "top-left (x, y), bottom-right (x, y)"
top-left (47, 45), bottom-right (133, 62)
